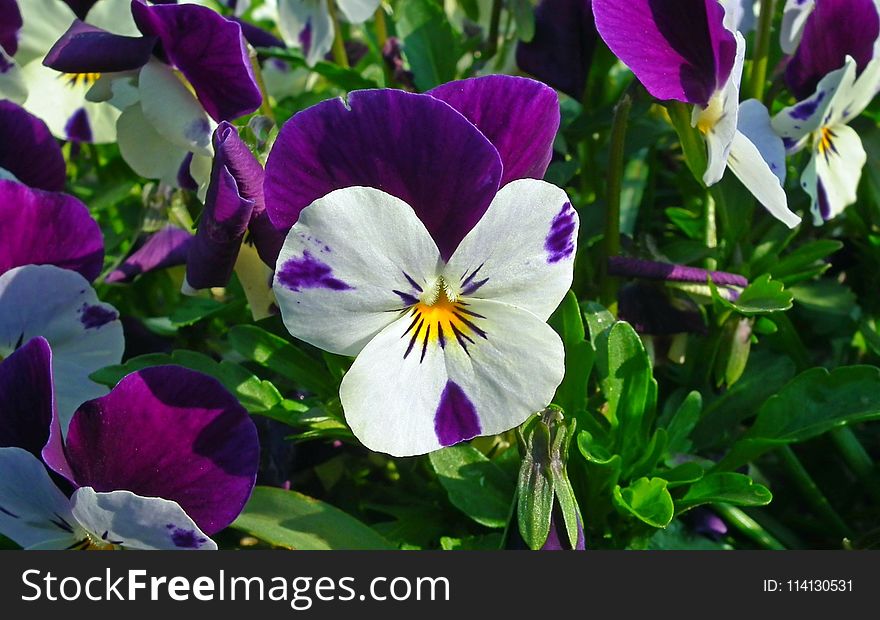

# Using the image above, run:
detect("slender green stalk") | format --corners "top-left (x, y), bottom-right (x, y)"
top-left (830, 427), bottom-right (880, 503)
top-left (715, 504), bottom-right (786, 550)
top-left (250, 54), bottom-right (276, 124)
top-left (778, 445), bottom-right (853, 539)
top-left (485, 0), bottom-right (503, 61)
top-left (600, 92), bottom-right (633, 313)
top-left (704, 191), bottom-right (718, 271)
top-left (750, 0), bottom-right (778, 102)
top-left (374, 5), bottom-right (388, 49)
top-left (327, 0), bottom-right (350, 69)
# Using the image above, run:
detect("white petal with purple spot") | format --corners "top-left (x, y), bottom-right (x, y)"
top-left (804, 123), bottom-right (866, 224)
top-left (277, 0), bottom-right (334, 67)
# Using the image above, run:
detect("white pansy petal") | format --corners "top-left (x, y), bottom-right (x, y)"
top-left (698, 32), bottom-right (745, 186)
top-left (0, 448), bottom-right (82, 549)
top-left (273, 187), bottom-right (441, 356)
top-left (336, 0), bottom-right (381, 23)
top-left (807, 124), bottom-right (866, 224)
top-left (71, 488), bottom-right (217, 551)
top-left (737, 99), bottom-right (786, 184)
top-left (727, 130), bottom-right (801, 228)
top-left (444, 179), bottom-right (577, 322)
top-left (839, 58), bottom-right (880, 124)
top-left (0, 51), bottom-right (26, 104)
top-left (21, 60), bottom-right (120, 143)
top-left (340, 298), bottom-right (564, 456)
top-left (0, 265), bottom-right (124, 431)
top-left (117, 102), bottom-right (189, 186)
top-left (16, 0), bottom-right (78, 65)
top-left (773, 59), bottom-right (855, 141)
top-left (139, 62), bottom-right (215, 157)
top-left (277, 0), bottom-right (334, 67)
top-left (84, 0), bottom-right (141, 36)
top-left (780, 0), bottom-right (815, 54)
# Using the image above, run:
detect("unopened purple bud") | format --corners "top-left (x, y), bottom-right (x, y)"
top-left (608, 256), bottom-right (748, 288)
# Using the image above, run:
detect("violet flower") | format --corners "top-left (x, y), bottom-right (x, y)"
top-left (274, 0), bottom-right (380, 67)
top-left (0, 340), bottom-right (259, 550)
top-left (593, 0), bottom-right (801, 229)
top-left (105, 225), bottom-right (194, 284)
top-left (609, 256), bottom-right (748, 302)
top-left (0, 101), bottom-right (66, 192)
top-left (264, 76), bottom-right (573, 456)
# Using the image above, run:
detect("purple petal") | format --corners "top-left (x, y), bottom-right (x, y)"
top-left (132, 1), bottom-right (262, 121)
top-left (43, 20), bottom-right (156, 74)
top-left (593, 0), bottom-right (737, 105)
top-left (64, 108), bottom-right (92, 143)
top-left (428, 75), bottom-right (560, 186)
top-left (434, 381), bottom-right (482, 447)
top-left (0, 0), bottom-right (22, 56)
top-left (264, 89), bottom-right (503, 260)
top-left (0, 100), bottom-right (66, 192)
top-left (60, 366), bottom-right (259, 535)
top-left (61, 0), bottom-right (99, 20)
top-left (608, 256), bottom-right (749, 287)
top-left (233, 17), bottom-right (285, 50)
top-left (105, 226), bottom-right (193, 283)
top-left (0, 337), bottom-right (56, 460)
top-left (784, 0), bottom-right (879, 100)
top-left (0, 181), bottom-right (104, 281)
top-left (515, 0), bottom-right (598, 101)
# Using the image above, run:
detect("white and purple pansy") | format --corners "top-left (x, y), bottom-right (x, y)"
top-left (264, 76), bottom-right (572, 457)
top-left (274, 0), bottom-right (380, 67)
top-left (0, 180), bottom-right (124, 429)
top-left (0, 342), bottom-right (259, 550)
top-left (592, 0), bottom-right (801, 229)
top-left (42, 0), bottom-right (262, 188)
top-left (773, 56), bottom-right (880, 223)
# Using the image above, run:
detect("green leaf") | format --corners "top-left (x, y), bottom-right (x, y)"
top-left (254, 47), bottom-right (379, 90)
top-left (713, 274), bottom-right (793, 315)
top-left (659, 461), bottom-right (705, 488)
top-left (231, 487), bottom-right (392, 550)
top-left (397, 0), bottom-right (459, 91)
top-left (169, 296), bottom-right (230, 326)
top-left (663, 390), bottom-right (702, 456)
top-left (648, 519), bottom-right (731, 550)
top-left (429, 444), bottom-right (516, 529)
top-left (789, 279), bottom-right (858, 317)
top-left (718, 366), bottom-right (880, 470)
top-left (548, 291), bottom-right (594, 416)
top-left (508, 0), bottom-right (536, 41)
top-left (613, 477), bottom-right (674, 528)
top-left (440, 534), bottom-right (504, 550)
top-left (769, 240), bottom-right (842, 285)
top-left (227, 325), bottom-right (336, 397)
top-left (675, 473), bottom-right (772, 512)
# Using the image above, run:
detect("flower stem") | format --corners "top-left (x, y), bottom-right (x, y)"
top-left (600, 92), bottom-right (633, 313)
top-left (327, 0), bottom-right (350, 69)
top-left (715, 504), bottom-right (786, 550)
top-left (778, 445), bottom-right (853, 540)
top-left (750, 0), bottom-right (777, 102)
top-left (249, 53), bottom-right (276, 125)
top-left (704, 191), bottom-right (718, 271)
top-left (830, 427), bottom-right (880, 503)
top-left (374, 5), bottom-right (388, 49)
top-left (485, 0), bottom-right (503, 61)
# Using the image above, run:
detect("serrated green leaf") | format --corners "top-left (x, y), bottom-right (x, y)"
top-left (712, 274), bottom-right (793, 315)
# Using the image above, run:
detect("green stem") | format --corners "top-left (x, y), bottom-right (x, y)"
top-left (600, 92), bottom-right (633, 313)
top-left (830, 427), bottom-right (880, 503)
top-left (327, 0), bottom-right (350, 69)
top-left (715, 504), bottom-right (785, 550)
top-left (485, 0), bottom-right (502, 60)
top-left (667, 101), bottom-right (707, 183)
top-left (704, 191), bottom-right (718, 271)
top-left (778, 445), bottom-right (853, 540)
top-left (249, 54), bottom-right (276, 124)
top-left (750, 0), bottom-right (777, 101)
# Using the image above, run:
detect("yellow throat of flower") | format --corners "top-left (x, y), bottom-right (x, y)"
top-left (403, 277), bottom-right (486, 360)
top-left (696, 93), bottom-right (724, 135)
top-left (64, 72), bottom-right (101, 88)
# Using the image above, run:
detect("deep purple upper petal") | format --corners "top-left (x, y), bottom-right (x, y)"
top-left (61, 366), bottom-right (260, 535)
top-left (43, 20), bottom-right (156, 74)
top-left (0, 0), bottom-right (22, 56)
top-left (428, 76), bottom-right (560, 186)
top-left (131, 1), bottom-right (262, 121)
top-left (0, 101), bottom-right (66, 192)
top-left (105, 226), bottom-right (193, 284)
top-left (233, 16), bottom-right (285, 50)
top-left (264, 89), bottom-right (503, 260)
top-left (785, 0), bottom-right (880, 100)
top-left (593, 0), bottom-right (737, 105)
top-left (0, 181), bottom-right (104, 281)
top-left (0, 337), bottom-right (55, 459)
top-left (515, 0), bottom-right (598, 101)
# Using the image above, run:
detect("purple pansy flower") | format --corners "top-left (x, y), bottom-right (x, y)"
top-left (265, 76), bottom-right (574, 456)
top-left (515, 0), bottom-right (599, 101)
top-left (0, 101), bottom-right (66, 192)
top-left (0, 180), bottom-right (124, 428)
top-left (0, 344), bottom-right (259, 550)
top-left (274, 0), bottom-right (380, 66)
top-left (106, 225), bottom-right (194, 284)
top-left (43, 0), bottom-right (262, 187)
top-left (0, 0), bottom-right (22, 57)
top-left (593, 0), bottom-right (801, 229)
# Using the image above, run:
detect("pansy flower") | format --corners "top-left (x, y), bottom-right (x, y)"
top-left (0, 101), bottom-right (66, 192)
top-left (773, 56), bottom-right (880, 223)
top-left (273, 0), bottom-right (380, 66)
top-left (0, 340), bottom-right (259, 550)
top-left (43, 0), bottom-right (262, 187)
top-left (265, 76), bottom-right (573, 456)
top-left (0, 179), bottom-right (124, 428)
top-left (593, 0), bottom-right (801, 229)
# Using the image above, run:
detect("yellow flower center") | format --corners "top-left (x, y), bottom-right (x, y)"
top-left (64, 72), bottom-right (102, 89)
top-left (817, 126), bottom-right (836, 156)
top-left (696, 93), bottom-right (724, 135)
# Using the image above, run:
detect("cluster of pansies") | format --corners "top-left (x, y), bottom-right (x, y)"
top-left (1, 0), bottom-right (879, 552)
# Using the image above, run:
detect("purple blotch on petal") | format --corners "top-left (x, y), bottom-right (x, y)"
top-left (545, 202), bottom-right (576, 264)
top-left (79, 303), bottom-right (118, 329)
top-left (434, 381), bottom-right (482, 447)
top-left (171, 527), bottom-right (208, 549)
top-left (276, 251), bottom-right (353, 293)
top-left (789, 91), bottom-right (825, 120)
top-left (64, 108), bottom-right (92, 143)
